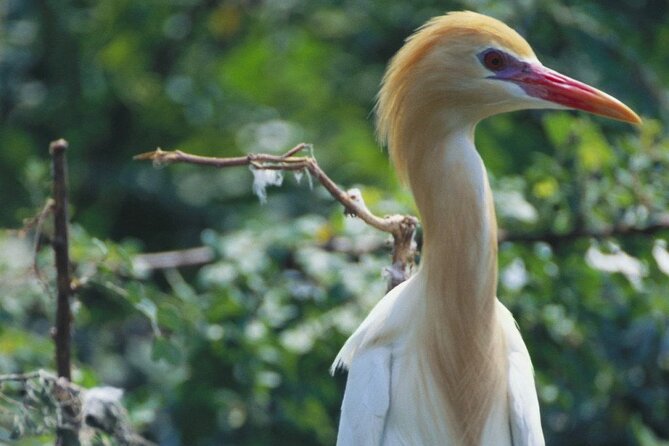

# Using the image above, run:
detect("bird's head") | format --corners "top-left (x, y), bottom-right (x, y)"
top-left (377, 11), bottom-right (641, 179)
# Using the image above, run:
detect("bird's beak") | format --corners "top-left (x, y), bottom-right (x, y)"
top-left (506, 64), bottom-right (641, 124)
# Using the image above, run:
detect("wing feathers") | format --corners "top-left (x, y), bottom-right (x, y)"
top-left (336, 347), bottom-right (392, 446)
top-left (498, 303), bottom-right (545, 446)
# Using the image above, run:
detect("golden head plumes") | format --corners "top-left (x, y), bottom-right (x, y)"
top-left (376, 11), bottom-right (639, 184)
top-left (376, 11), bottom-right (536, 183)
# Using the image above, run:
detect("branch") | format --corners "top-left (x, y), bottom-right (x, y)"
top-left (133, 246), bottom-right (216, 271)
top-left (135, 144), bottom-right (669, 285)
top-left (135, 144), bottom-right (418, 289)
top-left (0, 370), bottom-right (48, 383)
top-left (50, 139), bottom-right (73, 382)
top-left (34, 200), bottom-right (57, 291)
top-left (49, 139), bottom-right (80, 446)
top-left (499, 215), bottom-right (669, 245)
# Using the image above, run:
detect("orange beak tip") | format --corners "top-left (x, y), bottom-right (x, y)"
top-left (614, 106), bottom-right (642, 126)
top-left (504, 63), bottom-right (642, 127)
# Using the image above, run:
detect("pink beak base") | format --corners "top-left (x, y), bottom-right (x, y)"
top-left (512, 64), bottom-right (642, 124)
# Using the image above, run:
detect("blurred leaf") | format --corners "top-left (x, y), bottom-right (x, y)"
top-left (151, 337), bottom-right (182, 366)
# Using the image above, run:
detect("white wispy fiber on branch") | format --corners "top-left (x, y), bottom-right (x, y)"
top-left (250, 167), bottom-right (284, 203)
top-left (134, 144), bottom-right (669, 290)
top-left (135, 143), bottom-right (419, 290)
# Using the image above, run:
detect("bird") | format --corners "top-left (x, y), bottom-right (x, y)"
top-left (331, 11), bottom-right (640, 446)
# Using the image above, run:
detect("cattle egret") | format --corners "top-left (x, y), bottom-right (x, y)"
top-left (332, 11), bottom-right (640, 446)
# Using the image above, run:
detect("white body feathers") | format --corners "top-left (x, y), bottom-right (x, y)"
top-left (333, 270), bottom-right (544, 446)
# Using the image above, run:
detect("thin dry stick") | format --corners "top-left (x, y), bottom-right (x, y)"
top-left (135, 144), bottom-right (669, 286)
top-left (499, 215), bottom-right (669, 245)
top-left (0, 370), bottom-right (46, 383)
top-left (135, 144), bottom-right (418, 289)
top-left (22, 198), bottom-right (56, 294)
top-left (133, 246), bottom-right (216, 270)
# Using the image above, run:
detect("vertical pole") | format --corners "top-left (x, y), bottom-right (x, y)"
top-left (49, 139), bottom-right (80, 446)
top-left (50, 138), bottom-right (72, 381)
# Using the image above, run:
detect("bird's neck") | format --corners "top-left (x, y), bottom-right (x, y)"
top-left (407, 126), bottom-right (507, 445)
top-left (411, 128), bottom-right (498, 301)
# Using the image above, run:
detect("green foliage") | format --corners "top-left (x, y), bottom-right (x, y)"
top-left (2, 0), bottom-right (669, 445)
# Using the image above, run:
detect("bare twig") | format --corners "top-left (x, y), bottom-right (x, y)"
top-left (499, 215), bottom-right (669, 245)
top-left (323, 236), bottom-right (389, 257)
top-left (135, 144), bottom-right (418, 289)
top-left (30, 199), bottom-right (56, 295)
top-left (135, 144), bottom-right (669, 287)
top-left (132, 239), bottom-right (387, 271)
top-left (0, 370), bottom-right (47, 383)
top-left (133, 246), bottom-right (216, 271)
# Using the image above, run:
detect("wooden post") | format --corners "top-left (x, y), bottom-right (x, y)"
top-left (49, 139), bottom-right (80, 446)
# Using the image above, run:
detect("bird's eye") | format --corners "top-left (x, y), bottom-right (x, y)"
top-left (483, 50), bottom-right (506, 71)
